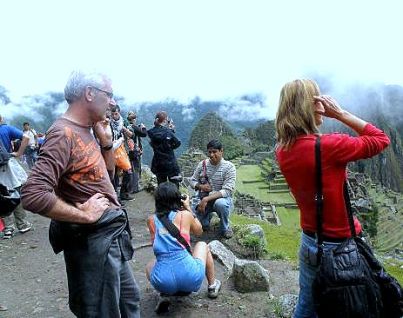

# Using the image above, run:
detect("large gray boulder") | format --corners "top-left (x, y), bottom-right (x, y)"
top-left (245, 224), bottom-right (267, 244)
top-left (232, 258), bottom-right (270, 293)
top-left (208, 240), bottom-right (236, 276)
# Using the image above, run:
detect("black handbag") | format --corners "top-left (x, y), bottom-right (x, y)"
top-left (312, 137), bottom-right (403, 318)
top-left (198, 160), bottom-right (210, 200)
top-left (0, 183), bottom-right (21, 218)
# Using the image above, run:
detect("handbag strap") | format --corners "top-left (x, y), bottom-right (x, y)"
top-left (315, 136), bottom-right (357, 252)
top-left (157, 213), bottom-right (192, 255)
top-left (315, 137), bottom-right (324, 246)
top-left (314, 137), bottom-right (325, 263)
top-left (202, 159), bottom-right (207, 178)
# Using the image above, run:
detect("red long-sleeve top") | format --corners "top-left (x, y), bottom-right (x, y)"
top-left (276, 124), bottom-right (390, 238)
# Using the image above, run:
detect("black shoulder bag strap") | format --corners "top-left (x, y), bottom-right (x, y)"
top-left (315, 137), bottom-right (357, 264)
top-left (315, 136), bottom-right (324, 263)
top-left (157, 213), bottom-right (192, 254)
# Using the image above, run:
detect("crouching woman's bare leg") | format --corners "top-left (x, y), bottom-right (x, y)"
top-left (192, 241), bottom-right (215, 285)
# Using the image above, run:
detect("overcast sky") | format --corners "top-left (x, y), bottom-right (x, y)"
top-left (1, 0), bottom-right (402, 114)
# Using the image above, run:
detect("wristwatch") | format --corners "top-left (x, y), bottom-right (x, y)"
top-left (101, 143), bottom-right (113, 151)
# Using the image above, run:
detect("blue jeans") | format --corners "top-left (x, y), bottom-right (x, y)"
top-left (24, 147), bottom-right (37, 169)
top-left (294, 233), bottom-right (342, 318)
top-left (195, 197), bottom-right (233, 234)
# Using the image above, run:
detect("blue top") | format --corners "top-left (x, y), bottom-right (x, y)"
top-left (0, 124), bottom-right (23, 152)
top-left (153, 211), bottom-right (186, 258)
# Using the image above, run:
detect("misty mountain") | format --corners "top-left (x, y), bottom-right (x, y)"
top-left (317, 82), bottom-right (403, 192)
top-left (0, 90), bottom-right (266, 164)
top-left (243, 120), bottom-right (276, 152)
top-left (188, 112), bottom-right (243, 159)
top-left (123, 97), bottom-right (265, 164)
top-left (0, 85), bottom-right (11, 105)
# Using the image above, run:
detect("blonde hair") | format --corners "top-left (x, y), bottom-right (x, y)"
top-left (275, 79), bottom-right (321, 149)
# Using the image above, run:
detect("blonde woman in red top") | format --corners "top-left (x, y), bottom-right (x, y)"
top-left (275, 79), bottom-right (390, 318)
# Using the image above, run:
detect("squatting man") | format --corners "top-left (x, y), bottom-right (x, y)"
top-left (190, 139), bottom-right (236, 239)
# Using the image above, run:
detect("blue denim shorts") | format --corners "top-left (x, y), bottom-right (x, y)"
top-left (150, 250), bottom-right (205, 295)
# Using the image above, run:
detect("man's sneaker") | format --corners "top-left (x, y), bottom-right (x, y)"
top-left (120, 193), bottom-right (136, 201)
top-left (19, 222), bottom-right (32, 234)
top-left (155, 295), bottom-right (170, 314)
top-left (207, 279), bottom-right (222, 299)
top-left (3, 228), bottom-right (14, 239)
top-left (222, 228), bottom-right (233, 239)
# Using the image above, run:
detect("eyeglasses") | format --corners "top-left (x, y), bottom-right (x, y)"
top-left (91, 86), bottom-right (114, 99)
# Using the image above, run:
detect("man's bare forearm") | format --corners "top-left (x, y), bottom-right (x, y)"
top-left (44, 199), bottom-right (91, 223)
top-left (205, 191), bottom-right (222, 202)
top-left (15, 136), bottom-right (29, 157)
top-left (102, 148), bottom-right (115, 176)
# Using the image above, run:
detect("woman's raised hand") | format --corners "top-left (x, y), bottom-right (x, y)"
top-left (314, 95), bottom-right (344, 119)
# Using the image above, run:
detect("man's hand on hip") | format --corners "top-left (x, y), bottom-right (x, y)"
top-left (75, 193), bottom-right (110, 223)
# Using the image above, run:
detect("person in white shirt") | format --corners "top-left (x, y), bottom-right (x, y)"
top-left (22, 122), bottom-right (38, 169)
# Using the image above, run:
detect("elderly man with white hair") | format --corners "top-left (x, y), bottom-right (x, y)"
top-left (21, 70), bottom-right (140, 317)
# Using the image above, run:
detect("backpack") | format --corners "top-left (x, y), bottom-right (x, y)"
top-left (0, 138), bottom-right (11, 167)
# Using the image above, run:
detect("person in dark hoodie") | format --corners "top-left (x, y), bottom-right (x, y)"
top-left (148, 111), bottom-right (181, 186)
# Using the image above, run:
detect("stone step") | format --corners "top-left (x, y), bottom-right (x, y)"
top-left (269, 184), bottom-right (289, 190)
top-left (242, 179), bottom-right (265, 184)
top-left (267, 189), bottom-right (289, 193)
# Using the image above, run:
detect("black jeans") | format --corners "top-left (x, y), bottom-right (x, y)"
top-left (156, 174), bottom-right (180, 189)
top-left (120, 170), bottom-right (132, 196)
top-left (51, 209), bottom-right (139, 317)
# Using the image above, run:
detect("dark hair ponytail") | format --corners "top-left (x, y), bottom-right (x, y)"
top-left (154, 181), bottom-right (182, 235)
top-left (154, 182), bottom-right (192, 254)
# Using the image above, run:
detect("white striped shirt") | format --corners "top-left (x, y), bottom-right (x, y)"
top-left (190, 158), bottom-right (236, 198)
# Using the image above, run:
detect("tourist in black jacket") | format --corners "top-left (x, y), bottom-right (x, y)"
top-left (148, 111), bottom-right (181, 186)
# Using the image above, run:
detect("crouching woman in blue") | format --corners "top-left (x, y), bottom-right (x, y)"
top-left (146, 182), bottom-right (221, 307)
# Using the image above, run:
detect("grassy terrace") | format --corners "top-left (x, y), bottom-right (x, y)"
top-left (236, 165), bottom-right (294, 205)
top-left (233, 164), bottom-right (301, 262)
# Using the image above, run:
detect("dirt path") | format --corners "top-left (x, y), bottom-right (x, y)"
top-left (0, 190), bottom-right (299, 317)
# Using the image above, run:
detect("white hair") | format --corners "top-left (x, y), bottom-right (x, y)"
top-left (64, 70), bottom-right (111, 104)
